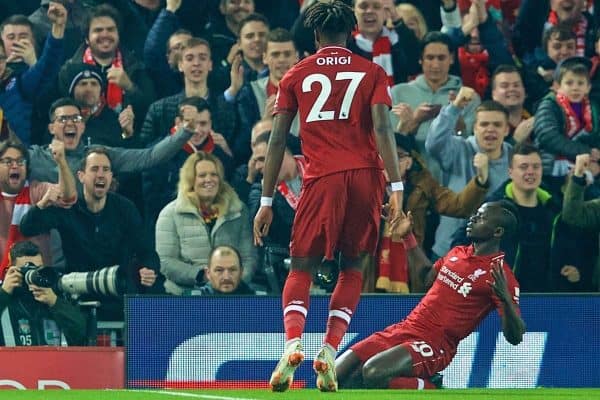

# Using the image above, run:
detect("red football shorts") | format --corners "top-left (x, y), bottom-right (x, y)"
top-left (350, 322), bottom-right (454, 378)
top-left (289, 168), bottom-right (385, 260)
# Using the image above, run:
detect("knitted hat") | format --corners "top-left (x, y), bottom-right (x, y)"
top-left (63, 63), bottom-right (105, 96)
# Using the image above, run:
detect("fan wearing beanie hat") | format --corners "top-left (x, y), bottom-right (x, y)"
top-left (62, 63), bottom-right (106, 113)
top-left (62, 62), bottom-right (134, 147)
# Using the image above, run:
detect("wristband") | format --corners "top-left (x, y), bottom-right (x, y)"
top-left (260, 196), bottom-right (273, 207)
top-left (390, 181), bottom-right (404, 192)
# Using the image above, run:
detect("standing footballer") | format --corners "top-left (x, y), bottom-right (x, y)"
top-left (253, 0), bottom-right (406, 392)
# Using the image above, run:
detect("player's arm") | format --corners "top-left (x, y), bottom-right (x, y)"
top-left (407, 245), bottom-right (434, 293)
top-left (262, 112), bottom-right (292, 198)
top-left (489, 262), bottom-right (526, 345)
top-left (372, 103), bottom-right (405, 227)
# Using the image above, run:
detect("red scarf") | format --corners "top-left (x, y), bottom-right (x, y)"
top-left (200, 204), bottom-right (219, 224)
top-left (376, 228), bottom-right (417, 294)
top-left (276, 156), bottom-right (306, 210)
top-left (547, 11), bottom-right (588, 56)
top-left (458, 47), bottom-right (490, 98)
top-left (0, 182), bottom-right (31, 279)
top-left (555, 92), bottom-right (593, 138)
top-left (170, 125), bottom-right (215, 154)
top-left (83, 47), bottom-right (124, 112)
top-left (352, 28), bottom-right (397, 86)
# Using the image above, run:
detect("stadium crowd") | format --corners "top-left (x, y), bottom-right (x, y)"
top-left (0, 0), bottom-right (599, 347)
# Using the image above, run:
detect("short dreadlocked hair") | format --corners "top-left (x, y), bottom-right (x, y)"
top-left (304, 0), bottom-right (356, 39)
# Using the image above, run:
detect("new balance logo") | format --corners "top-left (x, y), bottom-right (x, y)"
top-left (457, 282), bottom-right (472, 297)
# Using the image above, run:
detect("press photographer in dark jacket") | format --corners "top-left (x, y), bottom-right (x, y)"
top-left (0, 241), bottom-right (86, 346)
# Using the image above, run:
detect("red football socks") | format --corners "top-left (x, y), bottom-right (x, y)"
top-left (282, 270), bottom-right (312, 341)
top-left (324, 269), bottom-right (363, 350)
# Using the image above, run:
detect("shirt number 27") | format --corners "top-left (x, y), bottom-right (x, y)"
top-left (302, 72), bottom-right (366, 122)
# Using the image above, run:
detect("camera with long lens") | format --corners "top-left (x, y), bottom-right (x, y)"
top-left (20, 262), bottom-right (59, 288)
top-left (58, 265), bottom-right (126, 298)
top-left (18, 263), bottom-right (126, 298)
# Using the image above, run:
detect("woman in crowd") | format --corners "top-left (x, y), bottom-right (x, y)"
top-left (156, 152), bottom-right (256, 295)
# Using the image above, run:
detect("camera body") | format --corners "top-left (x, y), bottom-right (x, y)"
top-left (19, 262), bottom-right (59, 288)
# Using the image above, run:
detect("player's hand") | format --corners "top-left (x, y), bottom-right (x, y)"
top-left (7, 39), bottom-right (37, 66)
top-left (560, 265), bottom-right (580, 283)
top-left (590, 148), bottom-right (600, 162)
top-left (253, 206), bottom-right (273, 246)
top-left (574, 153), bottom-right (590, 178)
top-left (29, 284), bottom-right (57, 307)
top-left (513, 117), bottom-right (535, 143)
top-left (49, 138), bottom-right (66, 163)
top-left (487, 256), bottom-right (510, 303)
top-left (390, 210), bottom-right (413, 241)
top-left (473, 152), bottom-right (489, 185)
top-left (1, 266), bottom-right (23, 295)
top-left (107, 66), bottom-right (133, 90)
top-left (383, 190), bottom-right (404, 226)
top-left (452, 87), bottom-right (476, 109)
top-left (211, 131), bottom-right (233, 156)
top-left (139, 267), bottom-right (157, 287)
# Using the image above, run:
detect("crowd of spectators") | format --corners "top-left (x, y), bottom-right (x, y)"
top-left (1, 0), bottom-right (600, 344)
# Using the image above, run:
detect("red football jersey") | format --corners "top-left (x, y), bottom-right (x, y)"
top-left (274, 46), bottom-right (392, 182)
top-left (401, 245), bottom-right (521, 353)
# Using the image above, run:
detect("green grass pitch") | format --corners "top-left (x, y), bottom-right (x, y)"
top-left (0, 389), bottom-right (598, 400)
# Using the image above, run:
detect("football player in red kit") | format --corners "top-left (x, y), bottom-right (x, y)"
top-left (335, 201), bottom-right (526, 390)
top-left (253, 0), bottom-right (406, 393)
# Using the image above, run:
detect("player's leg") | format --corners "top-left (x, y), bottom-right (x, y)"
top-left (271, 177), bottom-right (337, 392)
top-left (360, 343), bottom-right (415, 388)
top-left (361, 342), bottom-right (444, 390)
top-left (270, 256), bottom-right (321, 392)
top-left (315, 169), bottom-right (385, 392)
top-left (335, 349), bottom-right (366, 388)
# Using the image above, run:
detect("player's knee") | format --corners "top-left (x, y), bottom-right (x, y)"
top-left (361, 363), bottom-right (385, 388)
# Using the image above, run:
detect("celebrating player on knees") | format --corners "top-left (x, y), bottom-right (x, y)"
top-left (335, 201), bottom-right (526, 390)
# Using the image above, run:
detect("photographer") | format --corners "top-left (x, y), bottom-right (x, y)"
top-left (0, 241), bottom-right (86, 346)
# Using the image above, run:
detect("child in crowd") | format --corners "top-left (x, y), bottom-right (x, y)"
top-left (533, 56), bottom-right (600, 192)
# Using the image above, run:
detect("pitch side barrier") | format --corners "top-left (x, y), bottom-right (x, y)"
top-left (125, 294), bottom-right (600, 389)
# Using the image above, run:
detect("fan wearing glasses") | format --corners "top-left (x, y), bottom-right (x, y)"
top-left (26, 97), bottom-right (197, 186)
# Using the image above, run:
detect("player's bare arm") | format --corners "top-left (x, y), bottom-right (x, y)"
top-left (372, 103), bottom-right (405, 230)
top-left (406, 245), bottom-right (434, 292)
top-left (488, 260), bottom-right (526, 345)
top-left (253, 112), bottom-right (294, 246)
